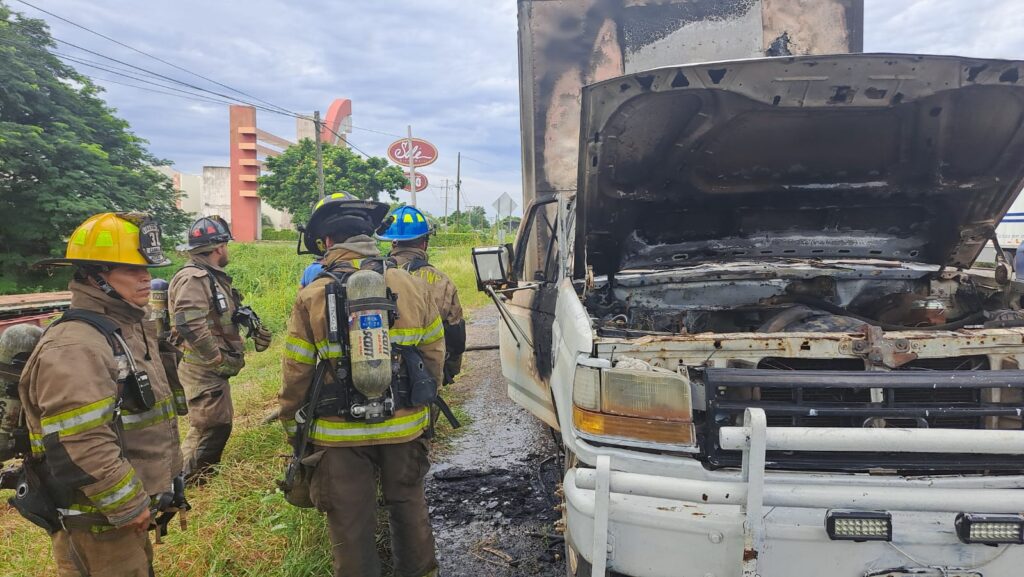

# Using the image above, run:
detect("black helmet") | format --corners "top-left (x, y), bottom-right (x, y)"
top-left (300, 192), bottom-right (390, 256)
top-left (178, 215), bottom-right (233, 252)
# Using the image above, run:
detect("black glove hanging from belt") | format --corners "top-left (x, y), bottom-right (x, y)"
top-left (153, 473), bottom-right (191, 543)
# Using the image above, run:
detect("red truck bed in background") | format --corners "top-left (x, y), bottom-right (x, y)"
top-left (0, 292), bottom-right (71, 334)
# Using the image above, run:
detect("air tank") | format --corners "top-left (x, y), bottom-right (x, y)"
top-left (346, 269), bottom-right (392, 399)
top-left (1, 324), bottom-right (43, 461)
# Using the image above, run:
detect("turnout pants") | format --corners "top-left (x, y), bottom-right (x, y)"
top-left (178, 363), bottom-right (234, 482)
top-left (52, 527), bottom-right (153, 577)
top-left (310, 438), bottom-right (438, 577)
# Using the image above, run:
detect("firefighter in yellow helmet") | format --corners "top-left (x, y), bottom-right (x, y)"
top-left (18, 213), bottom-right (187, 576)
top-left (168, 215), bottom-right (271, 484)
top-left (278, 193), bottom-right (447, 577)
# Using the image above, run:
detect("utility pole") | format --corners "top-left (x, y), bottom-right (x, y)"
top-left (455, 151), bottom-right (461, 227)
top-left (443, 178), bottom-right (449, 227)
top-left (407, 125), bottom-right (417, 207)
top-left (313, 110), bottom-right (326, 199)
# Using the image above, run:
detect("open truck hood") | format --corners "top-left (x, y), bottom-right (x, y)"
top-left (576, 53), bottom-right (1024, 276)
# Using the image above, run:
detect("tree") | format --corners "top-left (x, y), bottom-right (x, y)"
top-left (0, 3), bottom-right (188, 290)
top-left (259, 139), bottom-right (408, 225)
top-left (495, 215), bottom-right (521, 232)
top-left (444, 206), bottom-right (489, 230)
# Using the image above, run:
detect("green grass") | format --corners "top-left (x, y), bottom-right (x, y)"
top-left (0, 238), bottom-right (488, 576)
top-left (428, 244), bottom-right (491, 310)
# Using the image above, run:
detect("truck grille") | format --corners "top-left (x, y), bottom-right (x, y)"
top-left (701, 361), bottom-right (1024, 473)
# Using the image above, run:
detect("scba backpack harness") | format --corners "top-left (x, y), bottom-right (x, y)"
top-left (313, 257), bottom-right (459, 428)
top-left (1, 309), bottom-right (188, 538)
top-left (278, 258), bottom-right (460, 508)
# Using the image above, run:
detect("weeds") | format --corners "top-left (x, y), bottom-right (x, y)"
top-left (0, 237), bottom-right (489, 576)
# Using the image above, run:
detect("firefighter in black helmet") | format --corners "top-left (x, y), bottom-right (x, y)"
top-left (168, 216), bottom-right (271, 483)
top-left (279, 193), bottom-right (446, 577)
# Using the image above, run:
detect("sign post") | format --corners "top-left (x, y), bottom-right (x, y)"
top-left (388, 136), bottom-right (438, 208)
top-left (493, 192), bottom-right (518, 244)
top-left (403, 172), bottom-right (428, 193)
top-left (406, 126), bottom-right (416, 206)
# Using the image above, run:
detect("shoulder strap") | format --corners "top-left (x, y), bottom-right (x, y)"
top-left (51, 308), bottom-right (139, 380)
top-left (316, 267), bottom-right (353, 285)
top-left (404, 258), bottom-right (430, 273)
top-left (52, 309), bottom-right (121, 349)
top-left (189, 263), bottom-right (222, 305)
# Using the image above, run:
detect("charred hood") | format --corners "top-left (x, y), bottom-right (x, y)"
top-left (576, 54), bottom-right (1024, 276)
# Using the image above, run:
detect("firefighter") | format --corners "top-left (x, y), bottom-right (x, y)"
top-left (380, 205), bottom-right (466, 384)
top-left (279, 193), bottom-right (445, 577)
top-left (20, 212), bottom-right (185, 576)
top-left (168, 215), bottom-right (270, 483)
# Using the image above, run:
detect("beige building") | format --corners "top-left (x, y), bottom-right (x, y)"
top-left (156, 165), bottom-right (292, 234)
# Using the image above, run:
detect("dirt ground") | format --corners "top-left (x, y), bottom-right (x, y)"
top-left (428, 307), bottom-right (566, 577)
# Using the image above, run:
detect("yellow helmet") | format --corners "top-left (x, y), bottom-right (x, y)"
top-left (35, 212), bottom-right (172, 268)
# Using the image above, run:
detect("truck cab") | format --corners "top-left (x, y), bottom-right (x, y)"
top-left (475, 3), bottom-right (1024, 577)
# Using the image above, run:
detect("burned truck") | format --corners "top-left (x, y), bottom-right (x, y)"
top-left (474, 2), bottom-right (1024, 576)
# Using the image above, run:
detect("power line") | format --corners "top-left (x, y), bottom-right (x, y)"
top-left (0, 34), bottom-right (263, 110)
top-left (4, 16), bottom-right (301, 120)
top-left (461, 154), bottom-right (499, 169)
top-left (318, 122), bottom-right (372, 158)
top-left (351, 125), bottom-right (403, 138)
top-left (0, 33), bottom-right (302, 119)
top-left (12, 0), bottom-right (298, 117)
top-left (56, 53), bottom-right (244, 107)
top-left (3, 12), bottom-right (408, 156)
top-left (4, 22), bottom-right (412, 148)
top-left (85, 74), bottom-right (241, 107)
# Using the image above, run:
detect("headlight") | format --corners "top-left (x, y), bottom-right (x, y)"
top-left (571, 364), bottom-right (695, 449)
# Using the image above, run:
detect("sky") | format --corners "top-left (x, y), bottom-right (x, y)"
top-left (10, 0), bottom-right (1024, 223)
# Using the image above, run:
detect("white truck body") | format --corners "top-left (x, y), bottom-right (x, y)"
top-left (480, 3), bottom-right (1024, 577)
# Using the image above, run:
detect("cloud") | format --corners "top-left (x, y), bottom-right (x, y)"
top-left (865, 0), bottom-right (1024, 58)
top-left (20, 0), bottom-right (522, 219)
top-left (16, 0), bottom-right (1023, 222)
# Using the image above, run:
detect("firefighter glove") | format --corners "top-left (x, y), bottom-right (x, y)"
top-left (253, 327), bottom-right (272, 352)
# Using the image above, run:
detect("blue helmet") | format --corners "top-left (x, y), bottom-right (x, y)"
top-left (378, 205), bottom-right (431, 241)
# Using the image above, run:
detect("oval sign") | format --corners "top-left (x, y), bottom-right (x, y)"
top-left (387, 138), bottom-right (438, 168)
top-left (404, 172), bottom-right (429, 193)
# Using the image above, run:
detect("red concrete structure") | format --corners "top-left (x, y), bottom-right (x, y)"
top-left (323, 99), bottom-right (352, 144)
top-left (228, 99), bottom-right (353, 242)
top-left (229, 105), bottom-right (260, 242)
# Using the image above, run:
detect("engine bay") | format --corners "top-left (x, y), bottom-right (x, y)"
top-left (585, 262), bottom-right (1024, 337)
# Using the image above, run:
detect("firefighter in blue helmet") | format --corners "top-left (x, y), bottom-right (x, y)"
top-left (380, 206), bottom-right (466, 384)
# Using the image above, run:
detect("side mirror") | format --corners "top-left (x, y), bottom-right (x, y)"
top-left (472, 244), bottom-right (514, 291)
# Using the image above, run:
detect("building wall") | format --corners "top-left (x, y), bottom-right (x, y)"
top-left (201, 166), bottom-right (232, 221)
top-left (262, 203), bottom-right (293, 230)
top-left (161, 165), bottom-right (293, 234)
top-left (177, 173), bottom-right (203, 215)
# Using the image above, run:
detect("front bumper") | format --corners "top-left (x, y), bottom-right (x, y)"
top-left (565, 409), bottom-right (1024, 577)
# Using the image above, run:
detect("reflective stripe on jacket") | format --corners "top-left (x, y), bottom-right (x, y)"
top-left (19, 281), bottom-right (183, 529)
top-left (278, 237), bottom-right (445, 447)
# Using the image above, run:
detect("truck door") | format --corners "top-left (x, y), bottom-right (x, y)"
top-left (501, 198), bottom-right (560, 427)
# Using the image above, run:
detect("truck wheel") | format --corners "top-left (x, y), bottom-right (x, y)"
top-left (566, 542), bottom-right (593, 576)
